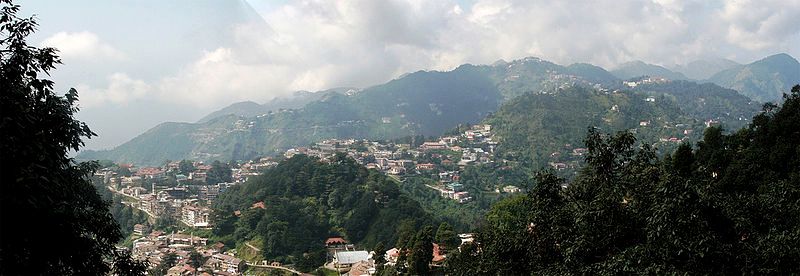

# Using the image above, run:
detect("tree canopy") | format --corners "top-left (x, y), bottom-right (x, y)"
top-left (448, 85), bottom-right (800, 275)
top-left (0, 1), bottom-right (144, 274)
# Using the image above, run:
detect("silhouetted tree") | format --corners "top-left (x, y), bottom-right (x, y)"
top-left (0, 1), bottom-right (145, 274)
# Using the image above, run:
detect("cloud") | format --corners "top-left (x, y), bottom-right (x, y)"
top-left (74, 0), bottom-right (800, 110)
top-left (40, 31), bottom-right (125, 61)
top-left (76, 73), bottom-right (150, 108)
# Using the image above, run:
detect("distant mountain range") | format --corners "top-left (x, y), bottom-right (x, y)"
top-left (670, 58), bottom-right (741, 80)
top-left (197, 88), bottom-right (357, 123)
top-left (708, 53), bottom-right (800, 103)
top-left (77, 54), bottom-right (795, 166)
top-left (611, 61), bottom-right (688, 80)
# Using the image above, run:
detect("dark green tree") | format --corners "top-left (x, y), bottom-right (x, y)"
top-left (373, 241), bottom-right (386, 273)
top-left (207, 160), bottom-right (232, 184)
top-left (434, 222), bottom-right (458, 252)
top-left (0, 1), bottom-right (144, 274)
top-left (178, 159), bottom-right (195, 175)
top-left (408, 225), bottom-right (434, 275)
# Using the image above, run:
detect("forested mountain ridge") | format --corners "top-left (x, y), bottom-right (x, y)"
top-left (611, 60), bottom-right (688, 80)
top-left (78, 54), bottom-right (792, 166)
top-left (708, 53), bottom-right (800, 103)
top-left (448, 85), bottom-right (800, 275)
top-left (197, 88), bottom-right (356, 123)
top-left (77, 57), bottom-right (621, 165)
top-left (670, 58), bottom-right (740, 80)
top-left (484, 81), bottom-right (759, 169)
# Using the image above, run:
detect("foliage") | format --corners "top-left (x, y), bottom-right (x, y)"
top-left (178, 159), bottom-right (195, 175)
top-left (0, 1), bottom-right (144, 274)
top-left (207, 160), bottom-right (232, 184)
top-left (407, 225), bottom-right (434, 275)
top-left (447, 85), bottom-right (800, 275)
top-left (212, 153), bottom-right (433, 271)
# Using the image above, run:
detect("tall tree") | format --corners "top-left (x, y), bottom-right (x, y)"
top-left (207, 160), bottom-right (232, 184)
top-left (0, 1), bottom-right (145, 274)
top-left (408, 225), bottom-right (434, 275)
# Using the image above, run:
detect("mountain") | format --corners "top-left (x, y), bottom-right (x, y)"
top-left (78, 57), bottom-right (624, 166)
top-left (79, 55), bottom-right (774, 167)
top-left (486, 82), bottom-right (760, 168)
top-left (671, 58), bottom-right (740, 80)
top-left (197, 88), bottom-right (355, 123)
top-left (707, 53), bottom-right (800, 103)
top-left (611, 60), bottom-right (688, 80)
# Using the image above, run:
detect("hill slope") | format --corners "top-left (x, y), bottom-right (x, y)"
top-left (197, 88), bottom-right (355, 123)
top-left (486, 82), bottom-right (759, 168)
top-left (708, 53), bottom-right (800, 103)
top-left (671, 58), bottom-right (740, 80)
top-left (611, 60), bottom-right (687, 80)
top-left (78, 57), bottom-right (622, 165)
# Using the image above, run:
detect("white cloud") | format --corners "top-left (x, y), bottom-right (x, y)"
top-left (40, 31), bottom-right (125, 61)
top-left (76, 73), bottom-right (150, 108)
top-left (75, 0), bottom-right (800, 110)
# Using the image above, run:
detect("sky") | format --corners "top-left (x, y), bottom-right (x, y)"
top-left (18, 0), bottom-right (800, 150)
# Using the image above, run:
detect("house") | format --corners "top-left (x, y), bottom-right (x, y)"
top-left (549, 162), bottom-right (567, 170)
top-left (639, 120), bottom-right (651, 126)
top-left (420, 141), bottom-right (446, 151)
top-left (166, 264), bottom-right (194, 276)
top-left (387, 166), bottom-right (406, 175)
top-left (325, 237), bottom-right (348, 249)
top-left (502, 185), bottom-right (522, 193)
top-left (432, 243), bottom-right (446, 264)
top-left (447, 183), bottom-right (464, 192)
top-left (133, 224), bottom-right (150, 235)
top-left (458, 233), bottom-right (475, 247)
top-left (453, 192), bottom-right (471, 203)
top-left (210, 253), bottom-right (245, 274)
top-left (348, 260), bottom-right (376, 276)
top-left (333, 251), bottom-right (371, 270)
top-left (416, 163), bottom-right (435, 171)
top-left (181, 206), bottom-right (211, 228)
top-left (385, 248), bottom-right (400, 265)
top-left (251, 201), bottom-right (266, 209)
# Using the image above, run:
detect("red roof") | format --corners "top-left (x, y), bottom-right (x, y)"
top-left (251, 201), bottom-right (266, 209)
top-left (325, 237), bottom-right (347, 245)
top-left (432, 243), bottom-right (445, 262)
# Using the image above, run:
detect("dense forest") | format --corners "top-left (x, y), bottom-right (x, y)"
top-left (447, 85), bottom-right (800, 274)
top-left (210, 153), bottom-right (435, 270)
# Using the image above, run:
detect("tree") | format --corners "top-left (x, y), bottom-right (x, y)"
top-left (434, 222), bottom-right (458, 252)
top-left (0, 1), bottom-right (144, 275)
top-left (207, 160), bottom-right (232, 184)
top-left (178, 159), bottom-right (195, 175)
top-left (189, 249), bottom-right (206, 269)
top-left (407, 225), bottom-right (434, 275)
top-left (373, 241), bottom-right (386, 273)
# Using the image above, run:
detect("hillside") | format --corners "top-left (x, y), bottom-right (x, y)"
top-left (211, 153), bottom-right (433, 269)
top-left (77, 57), bottom-right (621, 165)
top-left (486, 82), bottom-right (760, 169)
top-left (611, 60), bottom-right (688, 80)
top-left (197, 88), bottom-right (355, 123)
top-left (79, 54), bottom-right (784, 167)
top-left (671, 58), bottom-right (740, 80)
top-left (708, 53), bottom-right (800, 103)
top-left (447, 85), bottom-right (800, 275)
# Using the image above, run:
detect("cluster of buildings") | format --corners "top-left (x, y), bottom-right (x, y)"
top-left (281, 124), bottom-right (505, 203)
top-left (324, 235), bottom-right (463, 276)
top-left (130, 229), bottom-right (245, 275)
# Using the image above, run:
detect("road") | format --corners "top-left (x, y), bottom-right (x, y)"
top-left (246, 263), bottom-right (302, 275)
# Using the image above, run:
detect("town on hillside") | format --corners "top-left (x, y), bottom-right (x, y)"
top-left (95, 119), bottom-right (714, 275)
